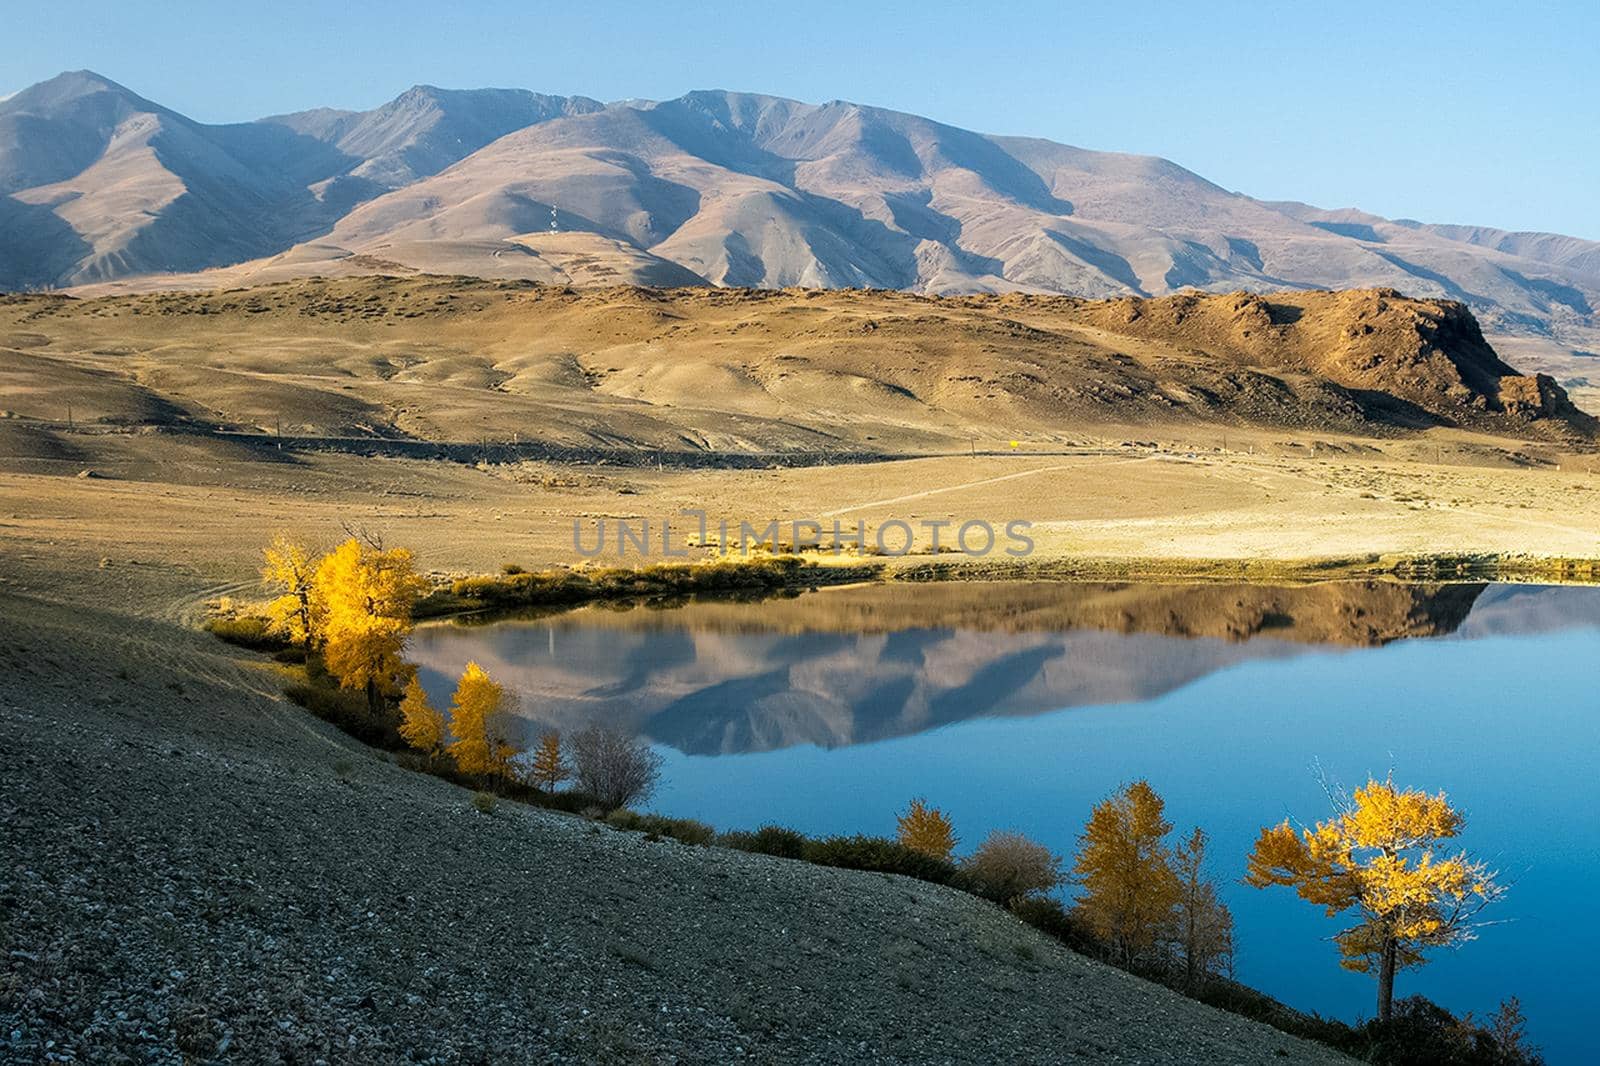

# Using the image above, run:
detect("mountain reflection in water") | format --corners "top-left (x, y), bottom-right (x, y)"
top-left (408, 581), bottom-right (1599, 756)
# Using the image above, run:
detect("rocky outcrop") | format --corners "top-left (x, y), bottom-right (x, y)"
top-left (1498, 372), bottom-right (1579, 419)
top-left (1076, 288), bottom-right (1596, 438)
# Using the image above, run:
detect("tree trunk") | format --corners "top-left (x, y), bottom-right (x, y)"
top-left (1377, 937), bottom-right (1398, 1023)
top-left (1183, 907), bottom-right (1196, 990)
top-left (366, 677), bottom-right (384, 721)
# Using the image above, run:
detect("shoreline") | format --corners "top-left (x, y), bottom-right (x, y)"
top-left (889, 550), bottom-right (1600, 586)
top-left (412, 550), bottom-right (1600, 624)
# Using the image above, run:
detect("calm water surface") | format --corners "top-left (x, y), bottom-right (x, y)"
top-left (410, 581), bottom-right (1600, 1061)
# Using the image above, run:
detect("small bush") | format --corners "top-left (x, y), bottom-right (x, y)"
top-left (605, 809), bottom-right (715, 845)
top-left (718, 824), bottom-right (809, 859)
top-left (445, 556), bottom-right (881, 610)
top-left (1360, 996), bottom-right (1541, 1066)
top-left (393, 749), bottom-right (432, 774)
top-left (284, 680), bottom-right (399, 748)
top-left (896, 797), bottom-right (957, 861)
top-left (285, 680), bottom-right (364, 721)
top-left (206, 615), bottom-right (286, 651)
top-left (717, 829), bottom-right (758, 850)
top-left (1008, 896), bottom-right (1104, 957)
top-left (660, 817), bottom-right (716, 846)
top-left (802, 834), bottom-right (959, 885)
top-left (962, 830), bottom-right (1062, 902)
top-left (471, 791), bottom-right (497, 815)
top-left (604, 809), bottom-right (643, 830)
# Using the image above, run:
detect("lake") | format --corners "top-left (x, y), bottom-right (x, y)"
top-left (409, 580), bottom-right (1600, 1061)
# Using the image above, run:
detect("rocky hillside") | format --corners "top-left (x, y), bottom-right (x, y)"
top-left (3, 72), bottom-right (1597, 391)
top-left (1073, 288), bottom-right (1593, 430)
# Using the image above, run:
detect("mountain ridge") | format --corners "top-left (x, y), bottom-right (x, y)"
top-left (3, 69), bottom-right (1597, 402)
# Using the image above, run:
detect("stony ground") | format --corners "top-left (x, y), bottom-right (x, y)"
top-left (0, 556), bottom-right (1354, 1064)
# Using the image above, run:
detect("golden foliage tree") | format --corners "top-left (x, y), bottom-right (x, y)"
top-left (1172, 826), bottom-right (1234, 989)
top-left (310, 538), bottom-right (429, 717)
top-left (528, 731), bottom-right (570, 791)
top-left (445, 661), bottom-right (520, 777)
top-left (896, 797), bottom-right (957, 861)
top-left (1245, 774), bottom-right (1505, 1023)
top-left (1072, 780), bottom-right (1181, 963)
top-left (397, 675), bottom-right (445, 756)
top-left (261, 534), bottom-right (320, 647)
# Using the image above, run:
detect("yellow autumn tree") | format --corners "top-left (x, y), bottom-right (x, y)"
top-left (445, 661), bottom-right (520, 777)
top-left (1072, 780), bottom-right (1181, 963)
top-left (261, 534), bottom-right (320, 647)
top-left (896, 798), bottom-right (957, 861)
top-left (309, 537), bottom-right (429, 717)
top-left (528, 731), bottom-right (570, 791)
top-left (397, 675), bottom-right (446, 756)
top-left (1245, 773), bottom-right (1505, 1023)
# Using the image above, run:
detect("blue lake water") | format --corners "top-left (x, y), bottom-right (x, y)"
top-left (409, 580), bottom-right (1600, 1061)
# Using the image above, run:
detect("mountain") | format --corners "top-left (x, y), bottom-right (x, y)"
top-left (258, 85), bottom-right (604, 194)
top-left (0, 71), bottom-right (312, 286)
top-left (0, 72), bottom-right (601, 288)
top-left (3, 72), bottom-right (1597, 403)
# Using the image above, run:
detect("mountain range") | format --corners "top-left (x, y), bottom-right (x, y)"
top-left (3, 70), bottom-right (1597, 395)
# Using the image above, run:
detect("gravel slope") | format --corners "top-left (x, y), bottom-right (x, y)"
top-left (0, 572), bottom-right (1353, 1065)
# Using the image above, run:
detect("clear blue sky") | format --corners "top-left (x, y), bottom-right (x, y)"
top-left (7, 0), bottom-right (1598, 238)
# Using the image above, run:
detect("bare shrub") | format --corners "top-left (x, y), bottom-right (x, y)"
top-left (569, 725), bottom-right (663, 810)
top-left (963, 830), bottom-right (1062, 902)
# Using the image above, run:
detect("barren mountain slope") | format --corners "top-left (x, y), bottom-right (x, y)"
top-left (260, 85), bottom-right (605, 190)
top-left (0, 73), bottom-right (603, 287)
top-left (165, 92), bottom-right (1600, 332)
top-left (0, 71), bottom-right (316, 286)
top-left (0, 278), bottom-right (1589, 452)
